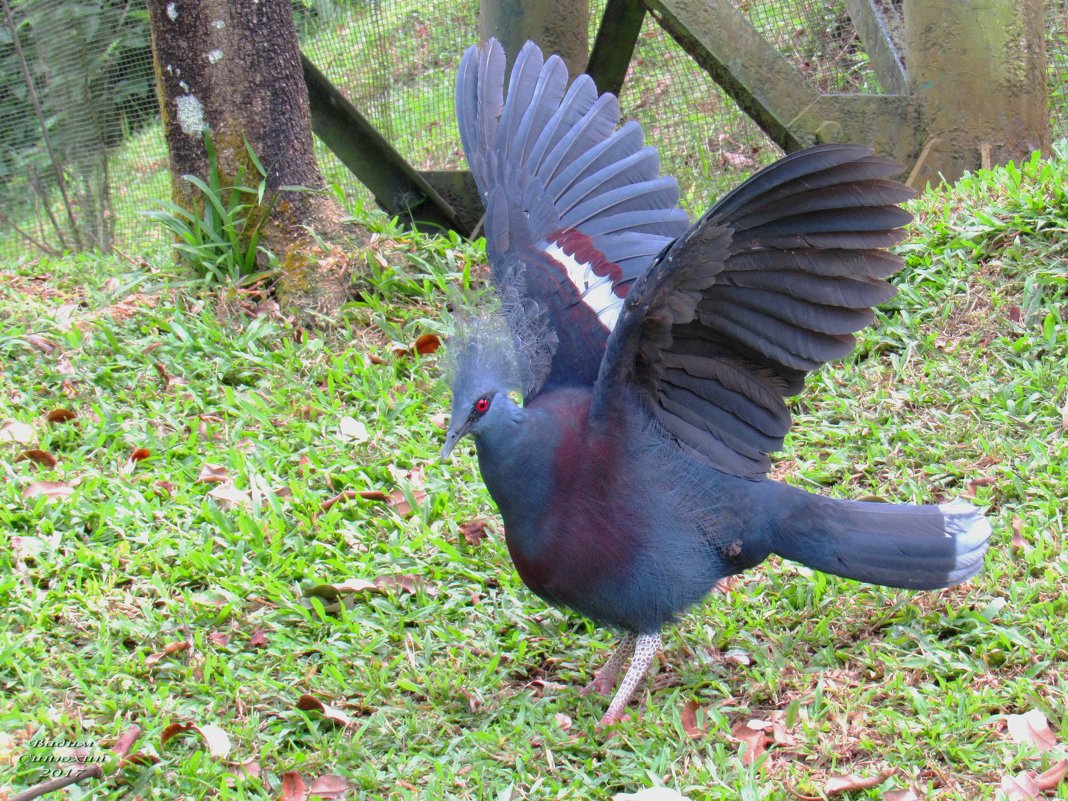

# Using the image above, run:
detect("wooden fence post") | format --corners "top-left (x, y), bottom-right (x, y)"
top-left (479, 0), bottom-right (589, 79)
top-left (904, 0), bottom-right (1050, 186)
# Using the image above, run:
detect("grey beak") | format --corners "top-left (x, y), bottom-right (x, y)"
top-left (440, 420), bottom-right (471, 461)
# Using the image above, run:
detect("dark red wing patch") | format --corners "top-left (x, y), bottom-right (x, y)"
top-left (542, 228), bottom-right (629, 330)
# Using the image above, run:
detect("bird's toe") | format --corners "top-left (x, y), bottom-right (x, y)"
top-left (580, 675), bottom-right (615, 697)
top-left (595, 711), bottom-right (632, 729)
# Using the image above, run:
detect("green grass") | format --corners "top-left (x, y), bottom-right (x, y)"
top-left (1, 145), bottom-right (1067, 800)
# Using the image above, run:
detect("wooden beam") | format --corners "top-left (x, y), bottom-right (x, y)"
top-left (843, 0), bottom-right (908, 95)
top-left (644, 0), bottom-right (818, 151)
top-left (586, 0), bottom-right (646, 96)
top-left (798, 93), bottom-right (923, 165)
top-left (904, 0), bottom-right (1049, 185)
top-left (418, 170), bottom-right (483, 235)
top-left (301, 53), bottom-right (468, 234)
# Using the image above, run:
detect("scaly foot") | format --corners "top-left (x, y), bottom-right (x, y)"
top-left (580, 633), bottom-right (636, 696)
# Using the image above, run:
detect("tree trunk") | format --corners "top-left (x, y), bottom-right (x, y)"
top-left (904, 0), bottom-right (1049, 186)
top-left (480, 0), bottom-right (590, 79)
top-left (146, 0), bottom-right (359, 317)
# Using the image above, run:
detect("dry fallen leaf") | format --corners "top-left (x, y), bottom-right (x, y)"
top-left (120, 447), bottom-right (152, 476)
top-left (45, 407), bottom-right (77, 424)
top-left (429, 412), bottom-right (448, 430)
top-left (388, 488), bottom-right (428, 516)
top-left (392, 333), bottom-right (442, 358)
top-left (23, 480), bottom-right (74, 502)
top-left (23, 334), bottom-right (56, 353)
top-left (723, 648), bottom-right (751, 666)
top-left (305, 578), bottom-right (378, 601)
top-left (16, 449), bottom-right (57, 469)
top-left (111, 725), bottom-right (143, 764)
top-left (883, 788), bottom-right (922, 801)
top-left (198, 463), bottom-right (229, 484)
top-left (160, 722), bottom-right (231, 758)
top-left (722, 150), bottom-right (757, 170)
top-left (459, 687), bottom-right (482, 713)
top-left (120, 751), bottom-right (161, 767)
top-left (208, 631), bottom-right (231, 647)
top-left (825, 770), bottom-right (894, 796)
top-left (230, 759), bottom-right (261, 779)
top-left (713, 577), bottom-right (735, 594)
top-left (0, 419), bottom-right (35, 444)
top-left (681, 700), bottom-right (707, 739)
top-left (386, 466), bottom-right (428, 516)
top-left (1035, 759), bottom-right (1068, 792)
top-left (308, 774), bottom-right (349, 799)
top-left (296, 694), bottom-right (352, 727)
top-left (338, 415), bottom-right (369, 443)
top-left (1011, 517), bottom-right (1028, 550)
top-left (966, 476), bottom-right (997, 496)
top-left (459, 519), bottom-right (489, 545)
top-left (146, 640), bottom-right (191, 665)
top-left (279, 770), bottom-right (308, 801)
top-left (613, 790), bottom-right (692, 801)
top-left (303, 574), bottom-right (438, 611)
top-left (249, 628), bottom-right (269, 648)
top-left (1006, 710), bottom-right (1057, 752)
top-left (554, 713), bottom-right (573, 732)
top-left (1001, 771), bottom-right (1044, 801)
top-left (1000, 761), bottom-right (1068, 801)
top-left (768, 709), bottom-right (794, 746)
top-left (731, 719), bottom-right (770, 765)
top-left (12, 536), bottom-right (47, 561)
top-left (374, 573), bottom-right (439, 597)
top-left (414, 333), bottom-right (442, 355)
top-left (207, 482), bottom-right (253, 509)
top-left (53, 303), bottom-right (78, 332)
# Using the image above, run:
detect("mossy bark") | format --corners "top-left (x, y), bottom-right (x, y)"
top-left (146, 0), bottom-right (363, 318)
top-left (904, 0), bottom-right (1049, 186)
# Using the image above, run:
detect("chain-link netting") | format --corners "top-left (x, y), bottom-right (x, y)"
top-left (0, 0), bottom-right (158, 258)
top-left (1, 0), bottom-right (1066, 261)
top-left (1051, 0), bottom-right (1068, 142)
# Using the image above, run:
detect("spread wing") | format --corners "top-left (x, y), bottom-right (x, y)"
top-left (592, 145), bottom-right (916, 478)
top-left (456, 39), bottom-right (690, 397)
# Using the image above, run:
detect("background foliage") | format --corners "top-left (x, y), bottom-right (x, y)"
top-left (0, 0), bottom-right (1066, 260)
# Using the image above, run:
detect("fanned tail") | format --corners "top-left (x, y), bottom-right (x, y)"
top-left (770, 485), bottom-right (991, 590)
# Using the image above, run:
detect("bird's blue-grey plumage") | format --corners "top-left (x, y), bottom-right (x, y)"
top-left (443, 39), bottom-right (992, 726)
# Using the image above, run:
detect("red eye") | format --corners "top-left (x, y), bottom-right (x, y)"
top-left (475, 397), bottom-right (490, 414)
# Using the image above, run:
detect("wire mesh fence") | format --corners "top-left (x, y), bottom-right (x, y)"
top-left (0, 0), bottom-right (159, 258)
top-left (0, 0), bottom-right (1066, 261)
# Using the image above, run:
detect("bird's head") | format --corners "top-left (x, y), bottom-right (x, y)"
top-left (440, 383), bottom-right (521, 460)
top-left (440, 308), bottom-right (525, 460)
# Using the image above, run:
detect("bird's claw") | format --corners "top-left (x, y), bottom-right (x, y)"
top-left (595, 711), bottom-right (632, 730)
top-left (580, 674), bottom-right (616, 697)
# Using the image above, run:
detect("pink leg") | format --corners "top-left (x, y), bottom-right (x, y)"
top-left (581, 633), bottom-right (636, 696)
top-left (599, 632), bottom-right (662, 726)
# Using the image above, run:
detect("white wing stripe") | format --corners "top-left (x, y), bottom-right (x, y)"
top-left (542, 241), bottom-right (623, 330)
